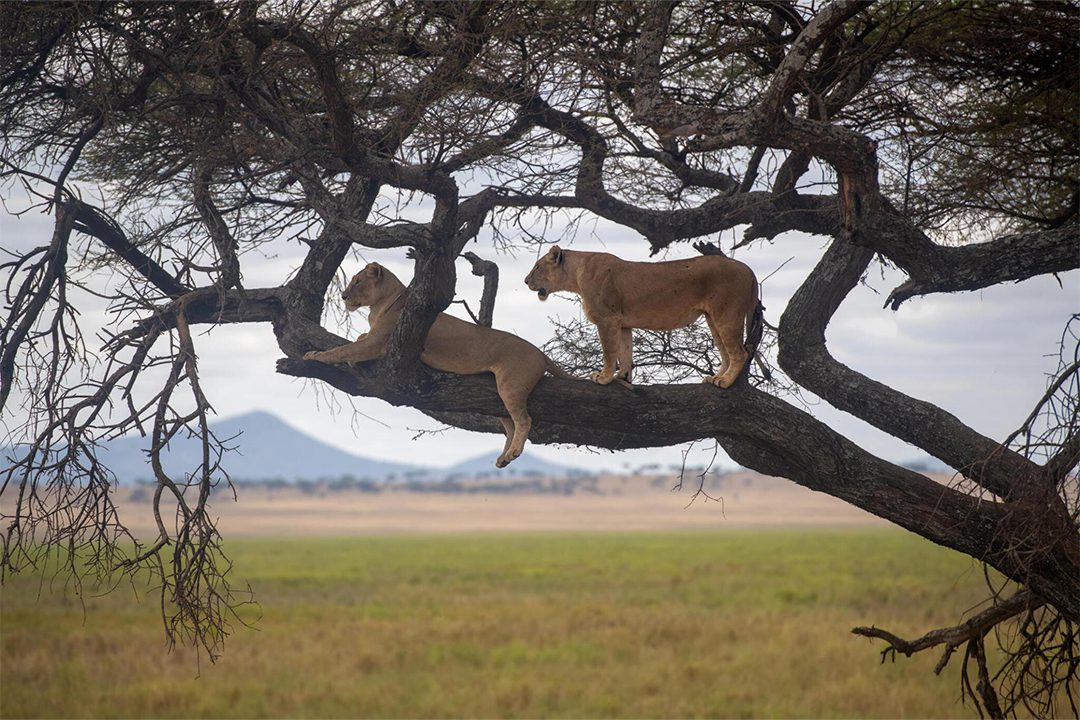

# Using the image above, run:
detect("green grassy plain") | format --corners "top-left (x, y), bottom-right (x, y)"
top-left (2, 530), bottom-right (994, 718)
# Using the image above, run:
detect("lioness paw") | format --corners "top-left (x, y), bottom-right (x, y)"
top-left (497, 446), bottom-right (523, 468)
top-left (303, 350), bottom-right (321, 361)
top-left (589, 370), bottom-right (617, 385)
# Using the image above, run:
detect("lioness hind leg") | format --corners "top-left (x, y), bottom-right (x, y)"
top-left (497, 417), bottom-right (516, 466)
top-left (494, 375), bottom-right (534, 468)
top-left (496, 405), bottom-right (531, 468)
top-left (705, 312), bottom-right (748, 389)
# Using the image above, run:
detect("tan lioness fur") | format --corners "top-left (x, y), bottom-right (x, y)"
top-left (304, 263), bottom-right (571, 468)
top-left (524, 246), bottom-right (762, 388)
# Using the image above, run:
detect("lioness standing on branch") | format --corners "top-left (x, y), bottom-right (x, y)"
top-left (304, 262), bottom-right (572, 468)
top-left (525, 246), bottom-right (764, 388)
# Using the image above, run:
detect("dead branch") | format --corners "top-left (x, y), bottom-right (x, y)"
top-left (853, 591), bottom-right (1041, 672)
top-left (460, 251), bottom-right (499, 327)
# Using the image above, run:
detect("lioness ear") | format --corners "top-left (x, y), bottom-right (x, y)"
top-left (551, 246), bottom-right (563, 265)
top-left (365, 263), bottom-right (383, 279)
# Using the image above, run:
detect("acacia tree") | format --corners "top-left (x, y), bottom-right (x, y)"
top-left (1, 1), bottom-right (1076, 716)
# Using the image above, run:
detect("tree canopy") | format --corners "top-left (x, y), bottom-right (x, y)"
top-left (2, 1), bottom-right (1077, 716)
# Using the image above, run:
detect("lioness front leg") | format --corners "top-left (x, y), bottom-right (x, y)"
top-left (303, 335), bottom-right (384, 364)
top-left (616, 328), bottom-right (633, 383)
top-left (589, 320), bottom-right (623, 385)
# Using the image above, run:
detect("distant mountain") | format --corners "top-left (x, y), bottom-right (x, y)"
top-left (95, 411), bottom-right (421, 483)
top-left (440, 451), bottom-right (588, 479)
top-left (2, 411), bottom-right (593, 483)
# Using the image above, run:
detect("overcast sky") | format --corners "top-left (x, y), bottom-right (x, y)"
top-left (1, 195), bottom-right (1076, 474)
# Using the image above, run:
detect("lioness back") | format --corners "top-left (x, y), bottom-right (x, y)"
top-left (585, 253), bottom-right (756, 331)
top-left (421, 312), bottom-right (548, 378)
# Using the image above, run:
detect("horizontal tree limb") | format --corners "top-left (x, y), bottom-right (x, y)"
top-left (112, 288), bottom-right (284, 346)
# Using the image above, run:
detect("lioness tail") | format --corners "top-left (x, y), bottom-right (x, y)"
top-left (545, 357), bottom-right (577, 380)
top-left (744, 280), bottom-right (772, 382)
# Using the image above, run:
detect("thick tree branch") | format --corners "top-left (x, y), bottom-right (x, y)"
top-left (380, 250), bottom-right (457, 386)
top-left (757, 0), bottom-right (871, 125)
top-left (335, 218), bottom-right (434, 250)
top-left (883, 224), bottom-right (1080, 310)
top-left (376, 189), bottom-right (497, 384)
top-left (777, 238), bottom-right (1041, 500)
top-left (288, 178), bottom-right (380, 321)
top-left (630, 0), bottom-right (675, 119)
top-left (110, 288), bottom-right (284, 347)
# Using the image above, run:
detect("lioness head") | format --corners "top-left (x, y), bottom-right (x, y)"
top-left (342, 262), bottom-right (389, 311)
top-left (524, 246), bottom-right (566, 301)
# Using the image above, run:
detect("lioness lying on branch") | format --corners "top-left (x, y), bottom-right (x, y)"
top-left (525, 246), bottom-right (765, 388)
top-left (304, 263), bottom-right (573, 468)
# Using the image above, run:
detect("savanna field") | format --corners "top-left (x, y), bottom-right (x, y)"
top-left (2, 530), bottom-right (1004, 718)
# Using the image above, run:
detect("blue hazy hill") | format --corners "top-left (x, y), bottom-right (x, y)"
top-left (24, 410), bottom-right (590, 483)
top-left (441, 451), bottom-right (589, 479)
top-left (94, 410), bottom-right (421, 482)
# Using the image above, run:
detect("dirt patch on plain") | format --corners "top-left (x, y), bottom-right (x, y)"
top-left (115, 472), bottom-right (887, 536)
